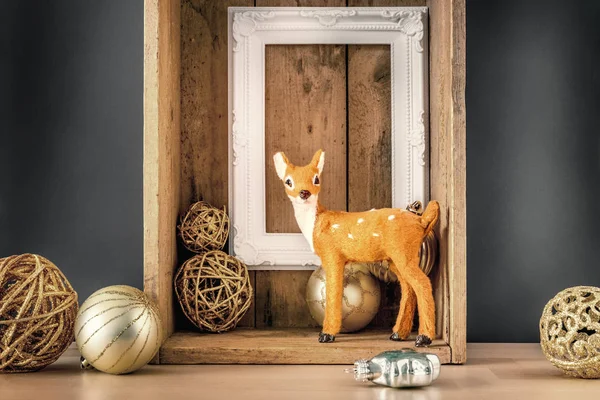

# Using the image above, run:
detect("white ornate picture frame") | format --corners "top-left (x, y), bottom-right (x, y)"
top-left (228, 7), bottom-right (429, 270)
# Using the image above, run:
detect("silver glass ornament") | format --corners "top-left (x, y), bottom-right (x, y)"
top-left (348, 349), bottom-right (440, 388)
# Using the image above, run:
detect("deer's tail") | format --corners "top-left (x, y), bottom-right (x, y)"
top-left (421, 200), bottom-right (440, 236)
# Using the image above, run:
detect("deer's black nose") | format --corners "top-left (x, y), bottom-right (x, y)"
top-left (299, 190), bottom-right (311, 200)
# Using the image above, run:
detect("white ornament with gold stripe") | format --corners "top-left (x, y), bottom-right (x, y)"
top-left (75, 285), bottom-right (162, 374)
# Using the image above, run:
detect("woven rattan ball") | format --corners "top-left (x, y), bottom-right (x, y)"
top-left (178, 201), bottom-right (229, 253)
top-left (0, 254), bottom-right (78, 373)
top-left (540, 286), bottom-right (600, 378)
top-left (175, 251), bottom-right (252, 333)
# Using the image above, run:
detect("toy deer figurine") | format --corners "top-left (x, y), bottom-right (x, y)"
top-left (273, 149), bottom-right (439, 347)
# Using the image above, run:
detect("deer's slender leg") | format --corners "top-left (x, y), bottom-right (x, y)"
top-left (389, 262), bottom-right (417, 341)
top-left (320, 255), bottom-right (345, 343)
top-left (390, 246), bottom-right (435, 347)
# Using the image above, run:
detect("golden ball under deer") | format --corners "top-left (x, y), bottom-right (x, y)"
top-left (306, 263), bottom-right (381, 333)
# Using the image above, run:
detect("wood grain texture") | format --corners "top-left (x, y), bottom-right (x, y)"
top-left (236, 271), bottom-right (256, 327)
top-left (254, 271), bottom-right (318, 328)
top-left (427, 0), bottom-right (467, 364)
top-left (264, 44), bottom-right (347, 234)
top-left (143, 0), bottom-right (181, 364)
top-left (160, 329), bottom-right (450, 364)
top-left (180, 0), bottom-right (252, 213)
top-left (347, 45), bottom-right (391, 213)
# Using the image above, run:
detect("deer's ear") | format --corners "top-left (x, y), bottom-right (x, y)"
top-left (273, 152), bottom-right (289, 180)
top-left (311, 149), bottom-right (325, 175)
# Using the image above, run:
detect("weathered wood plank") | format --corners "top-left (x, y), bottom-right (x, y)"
top-left (144, 0), bottom-right (181, 364)
top-left (255, 271), bottom-right (319, 328)
top-left (180, 0), bottom-right (252, 213)
top-left (237, 271), bottom-right (256, 328)
top-left (347, 45), bottom-right (392, 214)
top-left (160, 329), bottom-right (451, 364)
top-left (264, 44), bottom-right (347, 233)
top-left (427, 0), bottom-right (467, 364)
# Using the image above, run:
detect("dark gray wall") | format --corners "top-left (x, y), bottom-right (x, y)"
top-left (1, 0), bottom-right (599, 342)
top-left (0, 1), bottom-right (143, 300)
top-left (467, 0), bottom-right (600, 342)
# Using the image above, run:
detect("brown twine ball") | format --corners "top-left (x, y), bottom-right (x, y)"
top-left (0, 254), bottom-right (78, 373)
top-left (175, 251), bottom-right (252, 333)
top-left (540, 286), bottom-right (600, 378)
top-left (178, 201), bottom-right (229, 253)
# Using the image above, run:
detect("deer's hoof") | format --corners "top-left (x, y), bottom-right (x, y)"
top-left (389, 332), bottom-right (403, 341)
top-left (415, 334), bottom-right (432, 347)
top-left (318, 332), bottom-right (335, 343)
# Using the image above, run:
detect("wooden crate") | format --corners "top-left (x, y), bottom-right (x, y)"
top-left (144, 0), bottom-right (466, 364)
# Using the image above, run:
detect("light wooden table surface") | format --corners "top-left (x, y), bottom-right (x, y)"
top-left (0, 344), bottom-right (597, 400)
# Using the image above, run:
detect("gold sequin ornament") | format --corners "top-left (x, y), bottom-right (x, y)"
top-left (306, 263), bottom-right (381, 333)
top-left (0, 254), bottom-right (78, 373)
top-left (540, 286), bottom-right (600, 378)
top-left (75, 285), bottom-right (162, 375)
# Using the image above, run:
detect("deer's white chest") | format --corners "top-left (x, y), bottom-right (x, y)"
top-left (291, 200), bottom-right (318, 252)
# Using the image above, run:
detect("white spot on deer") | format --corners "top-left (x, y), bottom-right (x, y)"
top-left (348, 233), bottom-right (354, 239)
top-left (388, 215), bottom-right (395, 221)
top-left (369, 208), bottom-right (376, 212)
top-left (357, 218), bottom-right (364, 224)
top-left (372, 233), bottom-right (380, 237)
top-left (331, 224), bottom-right (340, 231)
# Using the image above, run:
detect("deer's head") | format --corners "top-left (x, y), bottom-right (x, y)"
top-left (273, 149), bottom-right (325, 206)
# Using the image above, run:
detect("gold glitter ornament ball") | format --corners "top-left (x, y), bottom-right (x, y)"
top-left (540, 286), bottom-right (600, 378)
top-left (306, 263), bottom-right (381, 333)
top-left (0, 254), bottom-right (78, 373)
top-left (75, 285), bottom-right (162, 375)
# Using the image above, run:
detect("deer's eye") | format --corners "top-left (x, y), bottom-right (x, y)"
top-left (284, 177), bottom-right (294, 188)
top-left (314, 175), bottom-right (320, 185)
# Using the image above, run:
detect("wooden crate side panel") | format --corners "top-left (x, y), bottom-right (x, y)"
top-left (144, 0), bottom-right (181, 363)
top-left (448, 0), bottom-right (467, 365)
top-left (427, 0), bottom-right (450, 350)
top-left (427, 0), bottom-right (466, 364)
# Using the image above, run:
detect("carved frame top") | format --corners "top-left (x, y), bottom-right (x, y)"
top-left (232, 7), bottom-right (426, 53)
